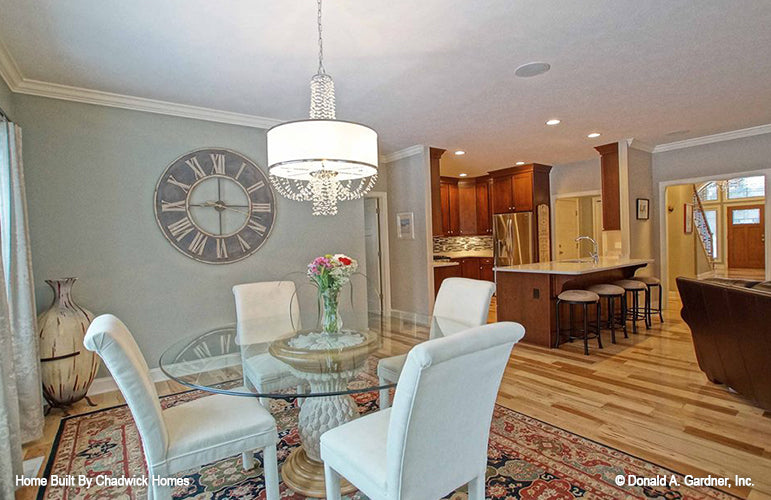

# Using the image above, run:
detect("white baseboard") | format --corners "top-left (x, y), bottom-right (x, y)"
top-left (390, 309), bottom-right (431, 326)
top-left (697, 270), bottom-right (716, 279)
top-left (88, 367), bottom-right (169, 396)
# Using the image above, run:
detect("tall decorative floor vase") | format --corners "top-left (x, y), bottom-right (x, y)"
top-left (37, 278), bottom-right (99, 409)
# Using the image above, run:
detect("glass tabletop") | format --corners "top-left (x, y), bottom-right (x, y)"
top-left (158, 313), bottom-right (463, 399)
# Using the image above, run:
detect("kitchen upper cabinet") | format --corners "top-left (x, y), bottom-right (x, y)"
top-left (490, 164), bottom-right (551, 214)
top-left (458, 180), bottom-right (478, 235)
top-left (595, 143), bottom-right (620, 231)
top-left (475, 177), bottom-right (492, 235)
top-left (440, 177), bottom-right (460, 236)
top-left (430, 148), bottom-right (447, 236)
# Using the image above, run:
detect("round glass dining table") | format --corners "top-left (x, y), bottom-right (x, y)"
top-left (158, 313), bottom-right (451, 497)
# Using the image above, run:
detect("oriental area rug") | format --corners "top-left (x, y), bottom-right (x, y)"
top-left (38, 389), bottom-right (738, 500)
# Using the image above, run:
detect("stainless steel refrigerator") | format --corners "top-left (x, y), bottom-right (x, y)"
top-left (493, 213), bottom-right (535, 267)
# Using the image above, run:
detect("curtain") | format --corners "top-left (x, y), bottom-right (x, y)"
top-left (0, 120), bottom-right (43, 496)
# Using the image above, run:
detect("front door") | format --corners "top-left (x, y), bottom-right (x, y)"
top-left (727, 204), bottom-right (765, 269)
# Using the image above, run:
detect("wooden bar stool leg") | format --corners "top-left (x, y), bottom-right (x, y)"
top-left (569, 303), bottom-right (574, 342)
top-left (608, 296), bottom-right (617, 344)
top-left (582, 303), bottom-right (589, 355)
top-left (632, 291), bottom-right (639, 334)
top-left (555, 299), bottom-right (561, 348)
top-left (645, 287), bottom-right (652, 329)
top-left (657, 284), bottom-right (664, 322)
top-left (621, 294), bottom-right (629, 338)
top-left (596, 301), bottom-right (603, 349)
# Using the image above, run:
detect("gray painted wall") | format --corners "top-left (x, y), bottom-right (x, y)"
top-left (384, 149), bottom-right (431, 316)
top-left (13, 94), bottom-right (366, 373)
top-left (550, 158), bottom-right (601, 195)
top-left (627, 148), bottom-right (654, 265)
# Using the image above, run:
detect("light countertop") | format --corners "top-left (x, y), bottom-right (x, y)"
top-left (433, 261), bottom-right (460, 268)
top-left (494, 258), bottom-right (649, 275)
top-left (434, 250), bottom-right (493, 259)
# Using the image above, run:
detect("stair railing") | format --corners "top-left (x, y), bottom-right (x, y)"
top-left (692, 185), bottom-right (716, 270)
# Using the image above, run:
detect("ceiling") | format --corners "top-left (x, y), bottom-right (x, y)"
top-left (1, 0), bottom-right (771, 177)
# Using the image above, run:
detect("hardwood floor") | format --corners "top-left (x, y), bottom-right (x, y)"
top-left (19, 296), bottom-right (771, 499)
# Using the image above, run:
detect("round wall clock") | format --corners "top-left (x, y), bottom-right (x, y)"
top-left (154, 148), bottom-right (276, 264)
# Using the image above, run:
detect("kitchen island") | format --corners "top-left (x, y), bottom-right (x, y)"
top-left (495, 258), bottom-right (649, 347)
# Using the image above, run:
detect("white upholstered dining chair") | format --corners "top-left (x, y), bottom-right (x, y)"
top-left (321, 321), bottom-right (525, 500)
top-left (233, 281), bottom-right (305, 405)
top-left (84, 314), bottom-right (279, 500)
top-left (377, 277), bottom-right (495, 408)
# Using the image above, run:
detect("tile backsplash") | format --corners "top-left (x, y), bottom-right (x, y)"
top-left (433, 235), bottom-right (493, 253)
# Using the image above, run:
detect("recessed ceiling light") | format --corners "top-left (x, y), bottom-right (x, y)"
top-left (515, 62), bottom-right (551, 78)
top-left (459, 173), bottom-right (468, 177)
top-left (587, 132), bottom-right (601, 138)
top-left (546, 119), bottom-right (561, 126)
top-left (515, 161), bottom-right (525, 166)
top-left (454, 150), bottom-right (465, 156)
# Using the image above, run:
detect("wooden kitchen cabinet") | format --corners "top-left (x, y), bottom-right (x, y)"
top-left (434, 264), bottom-right (461, 296)
top-left (490, 164), bottom-right (551, 214)
top-left (430, 148), bottom-right (447, 236)
top-left (458, 180), bottom-right (478, 235)
top-left (439, 177), bottom-right (460, 236)
top-left (475, 176), bottom-right (492, 235)
top-left (595, 143), bottom-right (621, 231)
top-left (458, 257), bottom-right (481, 280)
top-left (480, 257), bottom-right (495, 282)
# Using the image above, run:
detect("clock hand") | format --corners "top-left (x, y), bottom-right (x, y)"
top-left (199, 200), bottom-right (251, 217)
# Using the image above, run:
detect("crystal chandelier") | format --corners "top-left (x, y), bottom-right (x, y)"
top-left (266, 0), bottom-right (378, 216)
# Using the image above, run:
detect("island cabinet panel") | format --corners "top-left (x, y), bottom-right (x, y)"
top-left (495, 261), bottom-right (647, 347)
top-left (595, 142), bottom-right (621, 231)
top-left (434, 264), bottom-right (461, 295)
top-left (458, 180), bottom-right (478, 235)
top-left (475, 177), bottom-right (492, 235)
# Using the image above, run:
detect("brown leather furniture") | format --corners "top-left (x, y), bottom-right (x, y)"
top-left (677, 277), bottom-right (771, 411)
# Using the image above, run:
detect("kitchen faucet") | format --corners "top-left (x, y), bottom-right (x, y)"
top-left (575, 236), bottom-right (599, 264)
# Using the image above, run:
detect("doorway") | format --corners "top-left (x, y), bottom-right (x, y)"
top-left (727, 204), bottom-right (765, 269)
top-left (363, 193), bottom-right (391, 315)
top-left (554, 198), bottom-right (579, 259)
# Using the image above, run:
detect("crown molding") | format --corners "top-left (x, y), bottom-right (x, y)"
top-left (653, 123), bottom-right (771, 153)
top-left (0, 39), bottom-right (283, 129)
top-left (380, 144), bottom-right (425, 164)
top-left (626, 138), bottom-right (654, 153)
top-left (0, 38), bottom-right (23, 89)
top-left (13, 78), bottom-right (284, 129)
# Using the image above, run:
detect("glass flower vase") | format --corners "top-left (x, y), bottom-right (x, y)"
top-left (320, 287), bottom-right (343, 335)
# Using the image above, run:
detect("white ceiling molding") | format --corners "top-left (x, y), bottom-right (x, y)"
top-left (380, 144), bottom-right (425, 164)
top-left (12, 79), bottom-right (284, 129)
top-left (652, 123), bottom-right (771, 153)
top-left (0, 40), bottom-right (283, 130)
top-left (0, 38), bottom-right (23, 89)
top-left (626, 138), bottom-right (654, 153)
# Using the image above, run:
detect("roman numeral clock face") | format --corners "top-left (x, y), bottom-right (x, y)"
top-left (154, 148), bottom-right (276, 264)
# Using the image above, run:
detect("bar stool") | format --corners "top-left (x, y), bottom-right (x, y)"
top-left (635, 275), bottom-right (664, 324)
top-left (587, 284), bottom-right (628, 344)
top-left (555, 289), bottom-right (602, 355)
top-left (613, 279), bottom-right (649, 332)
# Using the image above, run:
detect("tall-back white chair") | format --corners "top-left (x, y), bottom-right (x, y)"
top-left (377, 277), bottom-right (495, 408)
top-left (321, 321), bottom-right (525, 500)
top-left (233, 281), bottom-right (305, 405)
top-left (84, 314), bottom-right (279, 500)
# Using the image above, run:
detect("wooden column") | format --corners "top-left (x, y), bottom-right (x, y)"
top-left (430, 148), bottom-right (446, 236)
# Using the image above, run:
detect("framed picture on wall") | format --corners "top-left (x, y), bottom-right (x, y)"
top-left (636, 198), bottom-right (650, 220)
top-left (396, 212), bottom-right (415, 239)
top-left (684, 203), bottom-right (693, 234)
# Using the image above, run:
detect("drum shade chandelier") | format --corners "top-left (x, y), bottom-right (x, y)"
top-left (267, 0), bottom-right (379, 216)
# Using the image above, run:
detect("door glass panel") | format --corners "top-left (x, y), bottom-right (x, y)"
top-left (732, 208), bottom-right (761, 225)
top-left (727, 176), bottom-right (765, 199)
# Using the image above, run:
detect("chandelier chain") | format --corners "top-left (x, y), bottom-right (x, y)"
top-left (317, 0), bottom-right (325, 74)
